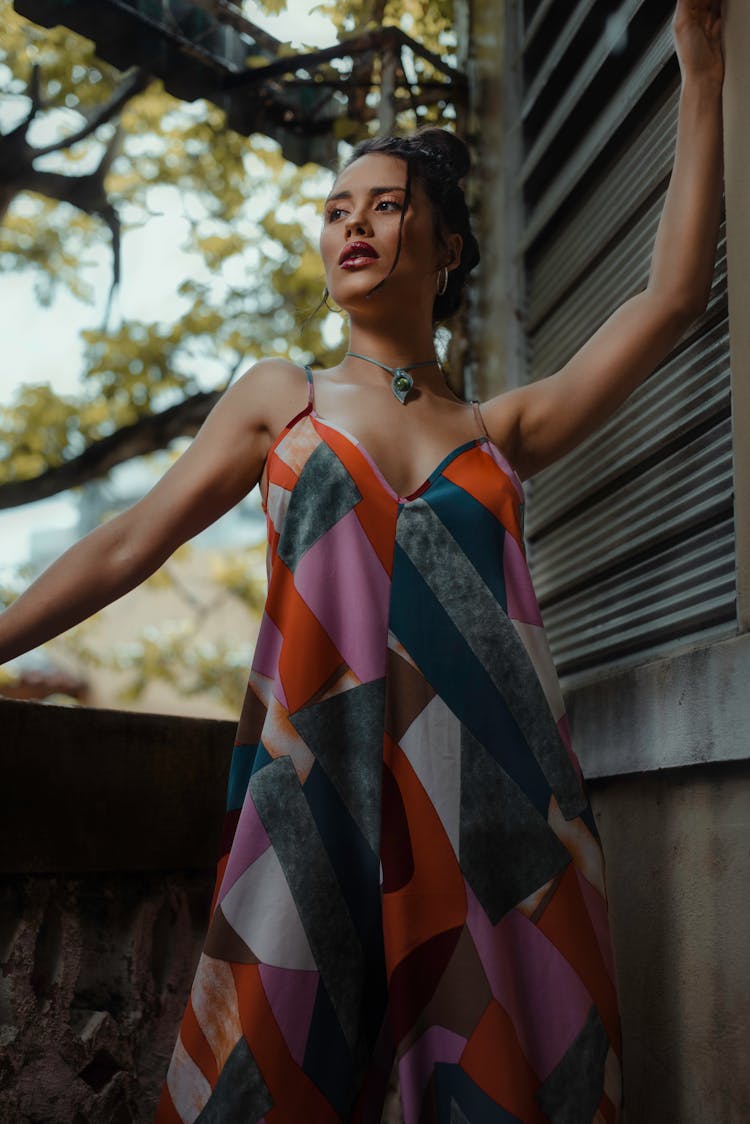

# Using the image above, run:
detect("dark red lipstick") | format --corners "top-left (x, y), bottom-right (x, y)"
top-left (339, 241), bottom-right (380, 267)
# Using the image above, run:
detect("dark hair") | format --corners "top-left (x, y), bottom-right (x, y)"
top-left (323, 126), bottom-right (480, 324)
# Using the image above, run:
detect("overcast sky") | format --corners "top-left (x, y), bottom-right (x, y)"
top-left (0, 0), bottom-right (339, 575)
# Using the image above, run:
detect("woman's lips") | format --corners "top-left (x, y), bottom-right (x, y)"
top-left (339, 240), bottom-right (377, 268)
top-left (340, 255), bottom-right (379, 269)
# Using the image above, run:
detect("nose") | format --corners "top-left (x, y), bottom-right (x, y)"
top-left (345, 202), bottom-right (372, 237)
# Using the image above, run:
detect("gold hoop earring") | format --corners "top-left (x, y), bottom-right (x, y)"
top-left (436, 266), bottom-right (449, 297)
top-left (323, 286), bottom-right (343, 314)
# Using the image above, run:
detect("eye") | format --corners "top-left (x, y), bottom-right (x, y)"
top-left (376, 199), bottom-right (402, 211)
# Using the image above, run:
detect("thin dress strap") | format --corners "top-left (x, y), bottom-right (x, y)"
top-left (471, 398), bottom-right (491, 442)
top-left (303, 364), bottom-right (316, 409)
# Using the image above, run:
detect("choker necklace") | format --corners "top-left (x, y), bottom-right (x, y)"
top-left (346, 351), bottom-right (440, 404)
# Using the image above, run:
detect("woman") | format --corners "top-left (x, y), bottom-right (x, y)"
top-left (0, 1), bottom-right (724, 1120)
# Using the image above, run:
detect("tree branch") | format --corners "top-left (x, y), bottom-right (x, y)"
top-left (223, 27), bottom-right (466, 89)
top-left (32, 66), bottom-right (150, 159)
top-left (0, 391), bottom-right (220, 510)
top-left (0, 64), bottom-right (150, 318)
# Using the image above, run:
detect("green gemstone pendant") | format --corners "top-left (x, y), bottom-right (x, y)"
top-left (391, 368), bottom-right (414, 404)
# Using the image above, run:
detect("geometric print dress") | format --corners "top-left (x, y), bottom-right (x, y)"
top-left (156, 364), bottom-right (623, 1123)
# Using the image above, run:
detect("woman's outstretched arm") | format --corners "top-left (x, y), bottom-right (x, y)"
top-left (487, 0), bottom-right (725, 481)
top-left (0, 358), bottom-right (298, 665)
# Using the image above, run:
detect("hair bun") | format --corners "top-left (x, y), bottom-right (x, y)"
top-left (407, 127), bottom-right (470, 183)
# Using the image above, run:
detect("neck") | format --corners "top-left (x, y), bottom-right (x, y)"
top-left (344, 323), bottom-right (439, 374)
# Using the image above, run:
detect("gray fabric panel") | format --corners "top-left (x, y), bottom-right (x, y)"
top-left (460, 723), bottom-right (571, 924)
top-left (195, 1036), bottom-right (273, 1122)
top-left (249, 755), bottom-right (366, 1055)
top-left (277, 440), bottom-right (362, 572)
top-left (535, 1005), bottom-right (611, 1123)
top-left (290, 679), bottom-right (386, 857)
top-left (396, 500), bottom-right (586, 819)
top-left (449, 1098), bottom-right (471, 1124)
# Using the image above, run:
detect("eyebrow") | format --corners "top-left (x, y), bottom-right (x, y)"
top-left (324, 186), bottom-right (407, 204)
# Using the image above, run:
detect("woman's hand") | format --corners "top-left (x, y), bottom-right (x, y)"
top-left (673, 0), bottom-right (724, 88)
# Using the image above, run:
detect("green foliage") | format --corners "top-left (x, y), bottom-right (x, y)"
top-left (316, 0), bottom-right (454, 39)
top-left (0, 197), bottom-right (104, 305)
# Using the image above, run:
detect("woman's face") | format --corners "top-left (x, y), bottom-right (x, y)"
top-left (319, 151), bottom-right (459, 316)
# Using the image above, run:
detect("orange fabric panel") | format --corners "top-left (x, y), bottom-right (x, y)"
top-left (266, 455), bottom-right (299, 496)
top-left (381, 734), bottom-right (467, 971)
top-left (265, 560), bottom-right (345, 713)
top-left (231, 963), bottom-right (340, 1123)
top-left (536, 865), bottom-right (621, 1054)
top-left (311, 421), bottom-right (399, 573)
top-left (442, 446), bottom-right (523, 545)
top-left (460, 999), bottom-right (547, 1124)
top-left (208, 853), bottom-right (230, 920)
top-left (153, 1086), bottom-right (184, 1124)
top-left (180, 996), bottom-right (220, 1089)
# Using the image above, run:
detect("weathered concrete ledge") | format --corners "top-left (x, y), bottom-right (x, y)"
top-left (0, 698), bottom-right (235, 874)
top-left (566, 630), bottom-right (750, 778)
top-left (0, 699), bottom-right (236, 1122)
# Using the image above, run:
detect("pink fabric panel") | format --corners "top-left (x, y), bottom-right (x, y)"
top-left (503, 533), bottom-right (543, 626)
top-left (252, 611), bottom-right (284, 681)
top-left (258, 964), bottom-right (320, 1067)
top-left (250, 611), bottom-right (288, 708)
top-left (216, 794), bottom-right (271, 906)
top-left (480, 440), bottom-right (525, 501)
top-left (465, 882), bottom-right (591, 1079)
top-left (575, 867), bottom-right (617, 984)
top-left (398, 1025), bottom-right (466, 1123)
top-left (293, 508), bottom-right (390, 682)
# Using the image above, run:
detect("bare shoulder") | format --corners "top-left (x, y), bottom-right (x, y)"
top-left (477, 384), bottom-right (532, 481)
top-left (230, 356), bottom-right (310, 441)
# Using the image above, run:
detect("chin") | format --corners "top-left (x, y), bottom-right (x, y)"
top-left (332, 278), bottom-right (400, 311)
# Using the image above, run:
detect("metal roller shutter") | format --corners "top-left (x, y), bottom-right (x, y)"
top-left (506, 0), bottom-right (736, 685)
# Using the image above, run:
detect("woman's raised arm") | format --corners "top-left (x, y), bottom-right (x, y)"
top-left (486, 0), bottom-right (725, 481)
top-left (0, 357), bottom-right (299, 665)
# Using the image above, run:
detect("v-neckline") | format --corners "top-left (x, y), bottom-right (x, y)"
top-left (311, 408), bottom-right (485, 504)
top-left (259, 368), bottom-right (524, 510)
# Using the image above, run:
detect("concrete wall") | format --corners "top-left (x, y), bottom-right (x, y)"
top-left (0, 869), bottom-right (214, 1122)
top-left (590, 763), bottom-right (750, 1123)
top-left (0, 699), bottom-right (234, 1122)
